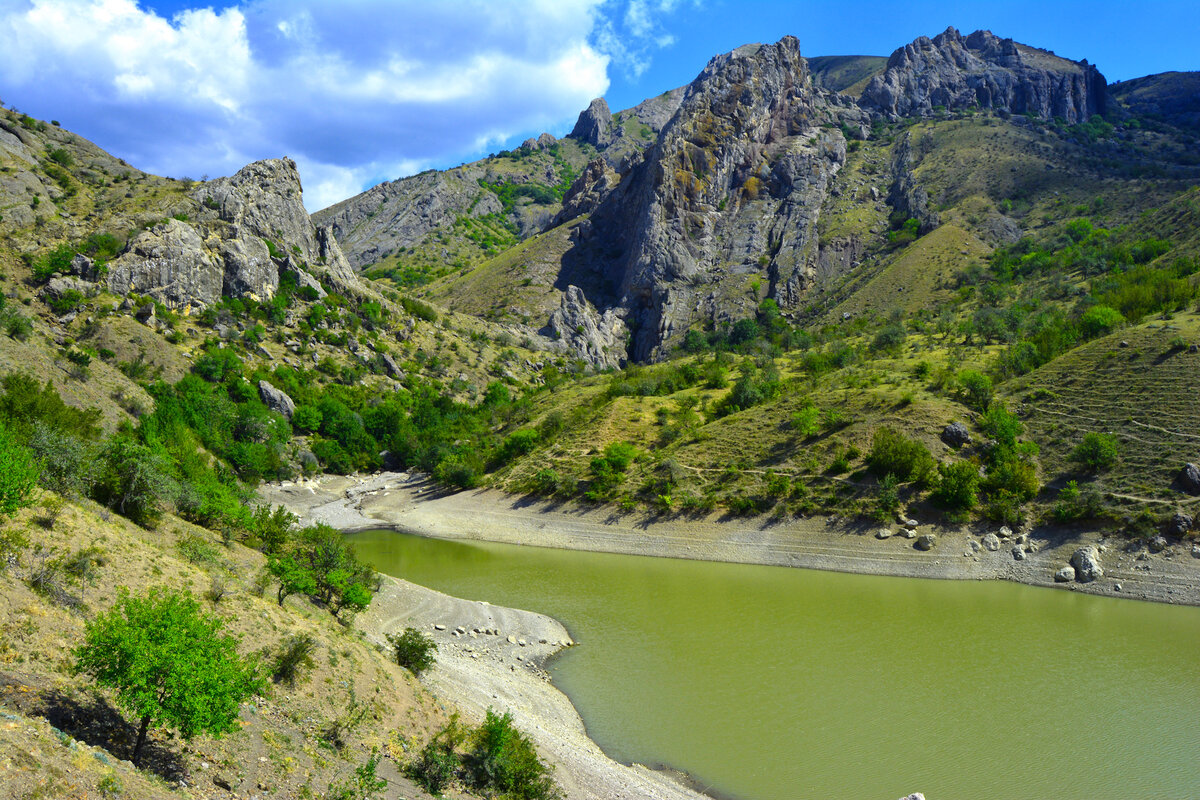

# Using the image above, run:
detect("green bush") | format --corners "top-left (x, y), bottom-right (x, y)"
top-left (867, 427), bottom-right (936, 487)
top-left (1077, 305), bottom-right (1124, 339)
top-left (930, 461), bottom-right (980, 511)
top-left (1070, 432), bottom-right (1119, 473)
top-left (0, 422), bottom-right (39, 518)
top-left (956, 369), bottom-right (993, 411)
top-left (387, 627), bottom-right (437, 676)
top-left (469, 709), bottom-right (561, 800)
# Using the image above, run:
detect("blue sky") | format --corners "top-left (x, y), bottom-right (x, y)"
top-left (2, 1), bottom-right (1197, 211)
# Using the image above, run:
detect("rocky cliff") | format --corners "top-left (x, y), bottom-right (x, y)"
top-left (861, 27), bottom-right (1107, 123)
top-left (105, 158), bottom-right (362, 311)
top-left (574, 37), bottom-right (867, 360)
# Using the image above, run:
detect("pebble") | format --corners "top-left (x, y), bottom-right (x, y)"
top-left (433, 624), bottom-right (445, 631)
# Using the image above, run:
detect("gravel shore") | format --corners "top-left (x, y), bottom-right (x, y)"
top-left (258, 471), bottom-right (1200, 800)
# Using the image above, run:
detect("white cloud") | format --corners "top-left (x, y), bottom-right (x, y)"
top-left (593, 0), bottom-right (693, 80)
top-left (0, 0), bottom-right (612, 209)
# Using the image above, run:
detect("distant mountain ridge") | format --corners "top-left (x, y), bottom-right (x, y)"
top-left (315, 26), bottom-right (1192, 366)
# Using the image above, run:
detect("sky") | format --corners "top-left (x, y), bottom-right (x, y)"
top-left (1, 0), bottom-right (1197, 212)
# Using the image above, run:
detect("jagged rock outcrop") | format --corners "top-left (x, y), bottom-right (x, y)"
top-left (106, 219), bottom-right (225, 309)
top-left (888, 132), bottom-right (940, 232)
top-left (547, 285), bottom-right (628, 370)
top-left (580, 36), bottom-right (865, 360)
top-left (555, 158), bottom-right (620, 225)
top-left (861, 27), bottom-right (1106, 123)
top-left (570, 98), bottom-right (614, 149)
top-left (194, 158), bottom-right (319, 261)
top-left (102, 158), bottom-right (363, 310)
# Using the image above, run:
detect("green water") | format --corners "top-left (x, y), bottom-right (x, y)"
top-left (350, 530), bottom-right (1200, 800)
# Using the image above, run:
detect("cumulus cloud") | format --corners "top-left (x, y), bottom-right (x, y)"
top-left (593, 0), bottom-right (694, 78)
top-left (0, 0), bottom-right (613, 210)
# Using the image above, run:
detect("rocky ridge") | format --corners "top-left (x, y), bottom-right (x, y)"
top-left (861, 27), bottom-right (1107, 122)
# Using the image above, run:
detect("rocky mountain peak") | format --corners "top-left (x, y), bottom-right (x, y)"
top-left (194, 157), bottom-right (318, 263)
top-left (570, 97), bottom-right (614, 149)
top-left (861, 27), bottom-right (1107, 123)
top-left (582, 34), bottom-right (863, 361)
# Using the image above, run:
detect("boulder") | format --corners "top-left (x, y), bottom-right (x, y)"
top-left (915, 533), bottom-right (937, 551)
top-left (1161, 513), bottom-right (1190, 537)
top-left (1070, 546), bottom-right (1104, 583)
top-left (940, 421), bottom-right (970, 448)
top-left (1054, 566), bottom-right (1076, 582)
top-left (1011, 545), bottom-right (1026, 561)
top-left (875, 529), bottom-right (893, 539)
top-left (1148, 535), bottom-right (1169, 554)
top-left (981, 533), bottom-right (1001, 551)
top-left (1178, 463), bottom-right (1200, 495)
top-left (258, 380), bottom-right (295, 420)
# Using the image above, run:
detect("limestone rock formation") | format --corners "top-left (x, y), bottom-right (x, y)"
top-left (546, 285), bottom-right (628, 370)
top-left (100, 158), bottom-right (364, 311)
top-left (106, 219), bottom-right (224, 310)
top-left (582, 36), bottom-right (867, 360)
top-left (555, 158), bottom-right (620, 225)
top-left (861, 28), bottom-right (1107, 123)
top-left (570, 98), bottom-right (614, 149)
top-left (194, 158), bottom-right (318, 262)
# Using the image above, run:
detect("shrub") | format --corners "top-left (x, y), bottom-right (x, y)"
top-left (271, 633), bottom-right (317, 687)
top-left (469, 709), bottom-right (561, 800)
top-left (956, 369), bottom-right (993, 411)
top-left (1070, 432), bottom-right (1119, 473)
top-left (387, 627), bottom-right (437, 676)
top-left (930, 461), bottom-right (980, 511)
top-left (1078, 304), bottom-right (1124, 339)
top-left (867, 427), bottom-right (936, 487)
top-left (0, 423), bottom-right (40, 518)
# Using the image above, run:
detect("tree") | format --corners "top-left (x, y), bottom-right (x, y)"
top-left (930, 461), bottom-right (980, 511)
top-left (268, 553), bottom-right (317, 606)
top-left (73, 588), bottom-right (264, 765)
top-left (0, 422), bottom-right (39, 518)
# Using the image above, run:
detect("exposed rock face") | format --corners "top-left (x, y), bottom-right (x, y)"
top-left (195, 158), bottom-right (318, 262)
top-left (555, 158), bottom-right (620, 225)
top-left (582, 36), bottom-right (865, 360)
top-left (258, 380), bottom-right (296, 420)
top-left (1070, 546), bottom-right (1104, 583)
top-left (547, 285), bottom-right (628, 370)
top-left (312, 167), bottom-right (503, 269)
top-left (106, 219), bottom-right (224, 309)
top-left (102, 158), bottom-right (364, 311)
top-left (570, 98), bottom-right (614, 149)
top-left (861, 28), bottom-right (1107, 123)
top-left (888, 132), bottom-right (939, 232)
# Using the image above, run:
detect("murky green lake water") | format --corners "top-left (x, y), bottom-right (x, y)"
top-left (351, 529), bottom-right (1200, 800)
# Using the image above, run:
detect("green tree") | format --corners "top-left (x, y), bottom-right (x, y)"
top-left (73, 588), bottom-right (264, 765)
top-left (0, 422), bottom-right (39, 518)
top-left (956, 369), bottom-right (993, 411)
top-left (268, 554), bottom-right (317, 606)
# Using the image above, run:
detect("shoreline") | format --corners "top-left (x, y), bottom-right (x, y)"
top-left (261, 471), bottom-right (1200, 608)
top-left (258, 470), bottom-right (1200, 800)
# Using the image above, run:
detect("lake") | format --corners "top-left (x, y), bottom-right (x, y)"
top-left (350, 529), bottom-right (1200, 800)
